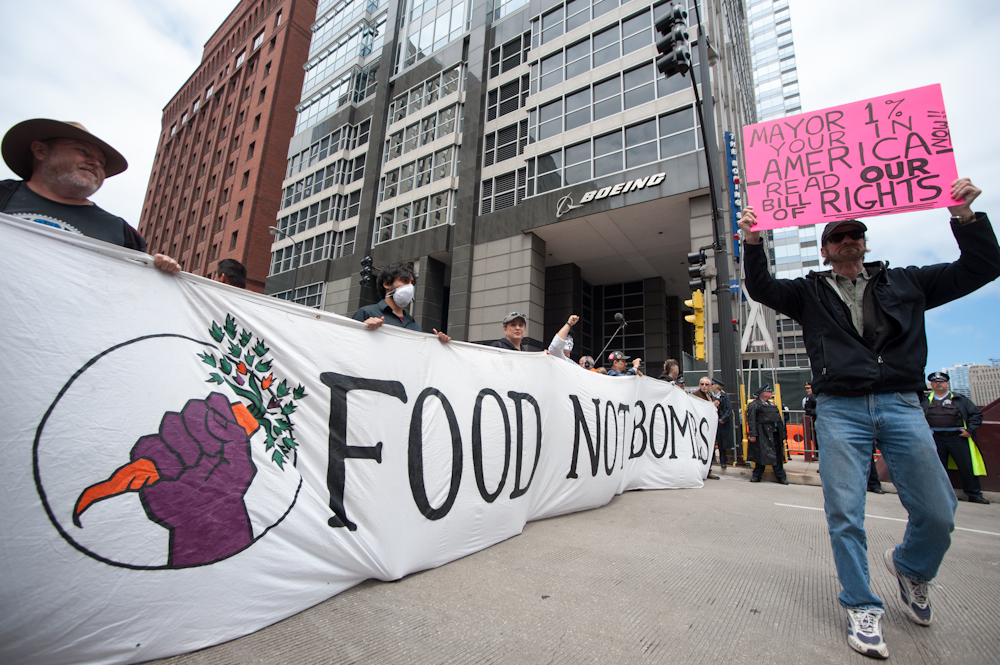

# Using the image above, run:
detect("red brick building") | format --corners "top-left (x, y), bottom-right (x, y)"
top-left (138, 0), bottom-right (316, 291)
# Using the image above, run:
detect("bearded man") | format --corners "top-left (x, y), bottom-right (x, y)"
top-left (739, 178), bottom-right (999, 659)
top-left (1, 118), bottom-right (179, 273)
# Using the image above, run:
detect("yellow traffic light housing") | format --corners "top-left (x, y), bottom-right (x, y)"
top-left (684, 289), bottom-right (706, 361)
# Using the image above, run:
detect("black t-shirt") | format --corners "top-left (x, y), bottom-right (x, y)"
top-left (1, 180), bottom-right (146, 252)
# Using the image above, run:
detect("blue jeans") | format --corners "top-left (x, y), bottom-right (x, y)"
top-left (816, 392), bottom-right (957, 610)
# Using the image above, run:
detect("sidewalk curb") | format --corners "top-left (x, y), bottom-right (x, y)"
top-left (717, 459), bottom-right (1000, 502)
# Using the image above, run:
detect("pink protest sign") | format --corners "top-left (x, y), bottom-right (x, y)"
top-left (741, 84), bottom-right (959, 230)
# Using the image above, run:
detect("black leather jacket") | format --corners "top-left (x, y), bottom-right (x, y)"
top-left (745, 215), bottom-right (1000, 396)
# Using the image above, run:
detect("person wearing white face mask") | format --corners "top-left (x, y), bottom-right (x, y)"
top-left (352, 262), bottom-right (450, 342)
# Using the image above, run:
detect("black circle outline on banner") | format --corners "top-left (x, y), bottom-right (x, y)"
top-left (33, 333), bottom-right (303, 570)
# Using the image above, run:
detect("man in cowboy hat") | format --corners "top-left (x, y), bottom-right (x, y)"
top-left (1, 118), bottom-right (179, 273)
top-left (738, 177), bottom-right (1000, 658)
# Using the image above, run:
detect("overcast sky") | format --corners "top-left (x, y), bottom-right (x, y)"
top-left (3, 0), bottom-right (998, 372)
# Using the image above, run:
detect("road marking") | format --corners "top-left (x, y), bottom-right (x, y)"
top-left (774, 503), bottom-right (1000, 536)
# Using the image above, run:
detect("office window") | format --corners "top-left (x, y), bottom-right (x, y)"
top-left (564, 140), bottom-right (591, 184)
top-left (538, 99), bottom-right (562, 141)
top-left (404, 123), bottom-right (420, 153)
top-left (541, 6), bottom-right (564, 44)
top-left (621, 9), bottom-right (652, 55)
top-left (594, 129), bottom-right (623, 177)
top-left (624, 62), bottom-right (655, 109)
top-left (625, 118), bottom-right (657, 168)
top-left (593, 24), bottom-right (620, 68)
top-left (536, 150), bottom-right (562, 193)
top-left (564, 87), bottom-right (590, 131)
top-left (593, 75), bottom-right (621, 120)
top-left (480, 169), bottom-right (526, 214)
top-left (565, 38), bottom-right (590, 80)
top-left (540, 51), bottom-right (564, 91)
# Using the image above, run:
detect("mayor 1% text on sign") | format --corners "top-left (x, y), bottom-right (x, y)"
top-left (741, 84), bottom-right (960, 231)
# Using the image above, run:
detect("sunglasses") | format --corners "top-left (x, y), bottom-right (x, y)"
top-left (826, 229), bottom-right (865, 244)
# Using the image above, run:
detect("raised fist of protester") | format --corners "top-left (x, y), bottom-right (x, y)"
top-left (948, 178), bottom-right (981, 221)
top-left (737, 206), bottom-right (761, 244)
top-left (74, 392), bottom-right (258, 566)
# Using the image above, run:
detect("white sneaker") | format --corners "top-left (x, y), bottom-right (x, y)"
top-left (884, 548), bottom-right (932, 626)
top-left (846, 608), bottom-right (889, 659)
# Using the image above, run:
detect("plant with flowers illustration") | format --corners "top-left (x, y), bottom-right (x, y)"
top-left (198, 314), bottom-right (306, 468)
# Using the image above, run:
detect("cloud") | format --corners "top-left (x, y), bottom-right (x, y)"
top-left (0, 0), bottom-right (237, 222)
top-left (788, 0), bottom-right (1000, 266)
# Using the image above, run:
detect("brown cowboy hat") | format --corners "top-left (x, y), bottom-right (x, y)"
top-left (2, 119), bottom-right (128, 179)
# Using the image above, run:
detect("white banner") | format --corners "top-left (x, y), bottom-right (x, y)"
top-left (0, 214), bottom-right (716, 665)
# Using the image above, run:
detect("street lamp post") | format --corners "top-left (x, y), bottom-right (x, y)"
top-left (268, 226), bottom-right (304, 303)
top-left (688, 0), bottom-right (739, 392)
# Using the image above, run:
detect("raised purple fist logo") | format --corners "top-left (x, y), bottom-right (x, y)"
top-left (35, 317), bottom-right (308, 569)
top-left (74, 393), bottom-right (258, 566)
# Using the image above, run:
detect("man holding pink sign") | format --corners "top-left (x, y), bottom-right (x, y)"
top-left (739, 176), bottom-right (999, 660)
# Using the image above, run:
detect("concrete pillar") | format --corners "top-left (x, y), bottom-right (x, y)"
top-left (467, 232), bottom-right (545, 349)
top-left (414, 256), bottom-right (447, 333)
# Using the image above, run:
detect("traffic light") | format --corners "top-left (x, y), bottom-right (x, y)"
top-left (684, 289), bottom-right (706, 361)
top-left (654, 2), bottom-right (691, 78)
top-left (359, 256), bottom-right (373, 286)
top-left (687, 250), bottom-right (707, 290)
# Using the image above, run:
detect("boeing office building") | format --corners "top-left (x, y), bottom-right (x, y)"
top-left (265, 0), bottom-right (755, 369)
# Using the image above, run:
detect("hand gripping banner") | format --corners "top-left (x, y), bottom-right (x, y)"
top-left (0, 214), bottom-right (716, 665)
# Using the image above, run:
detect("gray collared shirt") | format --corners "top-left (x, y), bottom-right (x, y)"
top-left (825, 267), bottom-right (870, 335)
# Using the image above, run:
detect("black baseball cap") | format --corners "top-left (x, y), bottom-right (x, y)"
top-left (821, 219), bottom-right (867, 244)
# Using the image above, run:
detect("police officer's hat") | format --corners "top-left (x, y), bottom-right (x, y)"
top-left (711, 378), bottom-right (725, 388)
top-left (755, 384), bottom-right (772, 396)
top-left (927, 371), bottom-right (950, 382)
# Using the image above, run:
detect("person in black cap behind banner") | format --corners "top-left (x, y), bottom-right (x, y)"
top-left (1, 118), bottom-right (180, 273)
top-left (923, 371), bottom-right (988, 504)
top-left (746, 384), bottom-right (788, 485)
top-left (607, 351), bottom-right (642, 376)
top-left (492, 311), bottom-right (530, 351)
top-left (739, 177), bottom-right (1000, 659)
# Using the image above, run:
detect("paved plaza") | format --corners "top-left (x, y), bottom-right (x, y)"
top-left (149, 468), bottom-right (1000, 664)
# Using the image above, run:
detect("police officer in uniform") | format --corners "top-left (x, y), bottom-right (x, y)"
top-left (747, 384), bottom-right (789, 484)
top-left (922, 371), bottom-right (989, 504)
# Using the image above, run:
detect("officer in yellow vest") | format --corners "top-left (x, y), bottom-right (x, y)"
top-left (922, 371), bottom-right (989, 504)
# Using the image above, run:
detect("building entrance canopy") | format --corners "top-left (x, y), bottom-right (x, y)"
top-left (527, 187), bottom-right (708, 295)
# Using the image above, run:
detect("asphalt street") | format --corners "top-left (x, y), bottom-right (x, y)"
top-left (148, 468), bottom-right (1000, 664)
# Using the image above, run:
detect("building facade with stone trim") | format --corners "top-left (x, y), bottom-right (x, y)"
top-left (138, 0), bottom-right (318, 292)
top-left (266, 0), bottom-right (754, 367)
